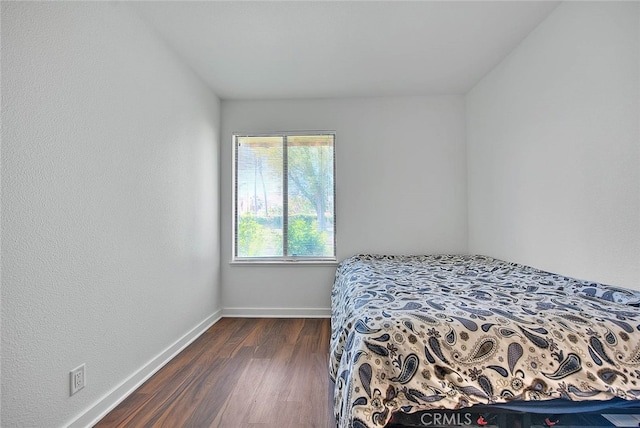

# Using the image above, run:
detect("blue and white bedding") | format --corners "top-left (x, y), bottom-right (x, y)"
top-left (329, 255), bottom-right (640, 428)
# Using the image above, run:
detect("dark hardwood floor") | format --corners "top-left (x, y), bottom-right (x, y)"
top-left (95, 318), bottom-right (336, 428)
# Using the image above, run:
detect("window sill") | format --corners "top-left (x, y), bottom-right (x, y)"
top-left (230, 259), bottom-right (338, 267)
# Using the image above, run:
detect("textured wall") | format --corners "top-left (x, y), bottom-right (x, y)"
top-left (467, 1), bottom-right (640, 288)
top-left (1, 3), bottom-right (221, 427)
top-left (221, 96), bottom-right (468, 315)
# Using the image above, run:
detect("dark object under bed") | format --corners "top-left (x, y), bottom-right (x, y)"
top-left (329, 255), bottom-right (640, 428)
top-left (387, 398), bottom-right (640, 427)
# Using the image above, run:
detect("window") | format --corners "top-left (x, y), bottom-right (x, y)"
top-left (233, 132), bottom-right (336, 262)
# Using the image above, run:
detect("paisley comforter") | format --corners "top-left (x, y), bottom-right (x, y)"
top-left (329, 255), bottom-right (640, 428)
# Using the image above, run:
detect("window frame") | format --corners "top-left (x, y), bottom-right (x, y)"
top-left (231, 131), bottom-right (337, 264)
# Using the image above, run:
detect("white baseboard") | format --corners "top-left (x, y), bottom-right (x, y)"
top-left (66, 309), bottom-right (222, 428)
top-left (222, 307), bottom-right (331, 318)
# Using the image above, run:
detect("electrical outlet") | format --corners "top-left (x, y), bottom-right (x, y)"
top-left (70, 364), bottom-right (85, 396)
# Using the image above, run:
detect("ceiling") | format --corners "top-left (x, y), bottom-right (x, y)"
top-left (131, 1), bottom-right (560, 100)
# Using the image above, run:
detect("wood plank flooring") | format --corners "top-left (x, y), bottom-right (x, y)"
top-left (95, 318), bottom-right (336, 428)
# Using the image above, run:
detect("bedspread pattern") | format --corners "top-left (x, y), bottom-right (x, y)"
top-left (329, 255), bottom-right (640, 428)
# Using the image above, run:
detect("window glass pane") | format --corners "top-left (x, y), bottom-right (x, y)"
top-left (236, 137), bottom-right (284, 257)
top-left (287, 135), bottom-right (334, 257)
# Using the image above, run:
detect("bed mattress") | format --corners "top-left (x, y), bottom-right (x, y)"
top-left (329, 255), bottom-right (640, 428)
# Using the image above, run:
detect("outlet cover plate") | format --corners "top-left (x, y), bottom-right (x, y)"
top-left (70, 364), bottom-right (85, 396)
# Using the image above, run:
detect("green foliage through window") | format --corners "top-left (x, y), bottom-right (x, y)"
top-left (237, 214), bottom-right (264, 257)
top-left (288, 217), bottom-right (327, 256)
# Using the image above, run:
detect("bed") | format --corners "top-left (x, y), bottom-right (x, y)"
top-left (329, 254), bottom-right (640, 428)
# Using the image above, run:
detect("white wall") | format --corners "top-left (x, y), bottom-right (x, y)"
top-left (467, 1), bottom-right (640, 289)
top-left (1, 3), bottom-right (221, 427)
top-left (221, 96), bottom-right (467, 315)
